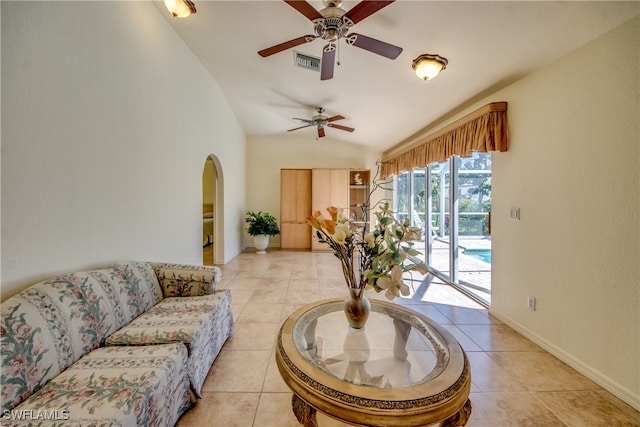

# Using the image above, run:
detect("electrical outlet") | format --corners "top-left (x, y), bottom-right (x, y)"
top-left (527, 296), bottom-right (536, 311)
top-left (510, 208), bottom-right (520, 220)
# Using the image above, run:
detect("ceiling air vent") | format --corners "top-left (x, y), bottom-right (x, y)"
top-left (293, 51), bottom-right (321, 72)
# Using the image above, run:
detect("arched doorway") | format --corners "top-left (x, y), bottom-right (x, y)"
top-left (202, 155), bottom-right (224, 265)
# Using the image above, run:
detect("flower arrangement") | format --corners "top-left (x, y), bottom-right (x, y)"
top-left (307, 191), bottom-right (427, 301)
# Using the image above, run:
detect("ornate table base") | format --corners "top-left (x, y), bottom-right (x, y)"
top-left (292, 394), bottom-right (318, 427)
top-left (291, 394), bottom-right (472, 427)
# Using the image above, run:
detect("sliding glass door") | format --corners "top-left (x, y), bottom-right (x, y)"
top-left (395, 153), bottom-right (492, 306)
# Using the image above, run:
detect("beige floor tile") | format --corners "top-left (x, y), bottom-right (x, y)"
top-left (248, 287), bottom-right (287, 303)
top-left (535, 390), bottom-right (640, 426)
top-left (263, 269), bottom-right (293, 282)
top-left (230, 302), bottom-right (245, 323)
top-left (227, 288), bottom-right (255, 304)
top-left (286, 287), bottom-right (324, 305)
top-left (222, 322), bottom-right (279, 350)
top-left (236, 301), bottom-right (283, 323)
top-left (431, 304), bottom-right (494, 325)
top-left (456, 324), bottom-right (543, 352)
top-left (280, 302), bottom-right (308, 322)
top-left (467, 392), bottom-right (567, 426)
top-left (487, 351), bottom-right (601, 392)
top-left (201, 350), bottom-right (271, 392)
top-left (319, 284), bottom-right (352, 300)
top-left (262, 353), bottom-right (290, 393)
top-left (225, 277), bottom-right (267, 289)
top-left (288, 278), bottom-right (320, 290)
top-left (440, 325), bottom-right (484, 352)
top-left (252, 392), bottom-right (303, 427)
top-left (466, 352), bottom-right (527, 392)
top-left (396, 302), bottom-right (454, 325)
top-left (231, 270), bottom-right (267, 280)
top-left (293, 268), bottom-right (318, 279)
top-left (175, 392), bottom-right (259, 427)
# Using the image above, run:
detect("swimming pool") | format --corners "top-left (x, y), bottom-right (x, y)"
top-left (463, 248), bottom-right (491, 264)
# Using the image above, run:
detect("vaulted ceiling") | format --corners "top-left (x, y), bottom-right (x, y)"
top-left (156, 1), bottom-right (639, 151)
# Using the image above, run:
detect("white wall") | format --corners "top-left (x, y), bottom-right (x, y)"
top-left (246, 135), bottom-right (381, 247)
top-left (491, 15), bottom-right (639, 408)
top-left (389, 15), bottom-right (639, 408)
top-left (1, 1), bottom-right (247, 299)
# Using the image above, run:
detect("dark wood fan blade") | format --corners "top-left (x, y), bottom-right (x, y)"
top-left (287, 124), bottom-right (314, 132)
top-left (284, 0), bottom-right (323, 21)
top-left (326, 115), bottom-right (345, 122)
top-left (321, 45), bottom-right (336, 81)
top-left (317, 126), bottom-right (326, 138)
top-left (327, 123), bottom-right (355, 132)
top-left (258, 35), bottom-right (316, 57)
top-left (345, 0), bottom-right (395, 24)
top-left (346, 33), bottom-right (402, 59)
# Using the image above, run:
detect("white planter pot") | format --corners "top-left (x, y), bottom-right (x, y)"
top-left (253, 235), bottom-right (269, 255)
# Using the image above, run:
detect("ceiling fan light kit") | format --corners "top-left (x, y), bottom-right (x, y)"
top-left (412, 54), bottom-right (448, 81)
top-left (163, 0), bottom-right (196, 18)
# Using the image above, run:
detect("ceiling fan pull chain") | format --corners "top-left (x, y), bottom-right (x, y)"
top-left (337, 41), bottom-right (341, 66)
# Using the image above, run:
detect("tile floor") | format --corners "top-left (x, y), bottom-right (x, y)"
top-left (178, 250), bottom-right (640, 427)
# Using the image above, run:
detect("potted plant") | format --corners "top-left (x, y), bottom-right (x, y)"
top-left (244, 211), bottom-right (280, 254)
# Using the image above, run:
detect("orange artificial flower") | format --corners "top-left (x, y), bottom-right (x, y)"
top-left (321, 219), bottom-right (336, 234)
top-left (326, 206), bottom-right (339, 221)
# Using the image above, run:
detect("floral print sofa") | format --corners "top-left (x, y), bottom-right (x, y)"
top-left (0, 261), bottom-right (233, 426)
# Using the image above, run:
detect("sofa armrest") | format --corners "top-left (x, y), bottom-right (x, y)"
top-left (150, 262), bottom-right (221, 297)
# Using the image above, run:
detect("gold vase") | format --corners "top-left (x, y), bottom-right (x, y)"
top-left (343, 288), bottom-right (371, 329)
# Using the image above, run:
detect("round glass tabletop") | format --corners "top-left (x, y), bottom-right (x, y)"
top-left (291, 299), bottom-right (450, 389)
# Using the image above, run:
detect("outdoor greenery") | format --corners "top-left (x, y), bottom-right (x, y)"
top-left (244, 211), bottom-right (280, 236)
top-left (395, 154), bottom-right (492, 237)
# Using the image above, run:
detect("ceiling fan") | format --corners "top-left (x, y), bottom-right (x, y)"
top-left (288, 107), bottom-right (355, 138)
top-left (258, 0), bottom-right (402, 80)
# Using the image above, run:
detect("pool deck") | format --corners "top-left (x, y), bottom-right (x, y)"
top-left (412, 236), bottom-right (492, 305)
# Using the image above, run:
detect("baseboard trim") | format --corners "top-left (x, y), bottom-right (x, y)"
top-left (488, 310), bottom-right (640, 411)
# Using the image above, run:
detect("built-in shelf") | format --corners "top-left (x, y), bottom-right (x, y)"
top-left (349, 169), bottom-right (370, 232)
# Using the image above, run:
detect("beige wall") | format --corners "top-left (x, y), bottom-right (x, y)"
top-left (1, 2), bottom-right (247, 298)
top-left (387, 15), bottom-right (640, 409)
top-left (246, 135), bottom-right (382, 248)
top-left (492, 15), bottom-right (639, 408)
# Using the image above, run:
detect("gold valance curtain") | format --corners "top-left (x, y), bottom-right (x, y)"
top-left (381, 102), bottom-right (508, 179)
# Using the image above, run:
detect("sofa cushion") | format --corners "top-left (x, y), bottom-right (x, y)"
top-left (108, 262), bottom-right (164, 320)
top-left (104, 290), bottom-right (233, 396)
top-left (150, 263), bottom-right (221, 297)
top-left (2, 343), bottom-right (192, 427)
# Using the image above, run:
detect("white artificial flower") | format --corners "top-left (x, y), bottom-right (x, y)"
top-left (376, 265), bottom-right (405, 300)
top-left (332, 228), bottom-right (347, 244)
top-left (364, 233), bottom-right (375, 247)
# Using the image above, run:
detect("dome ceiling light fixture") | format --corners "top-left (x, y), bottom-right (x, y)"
top-left (163, 0), bottom-right (196, 18)
top-left (412, 54), bottom-right (448, 81)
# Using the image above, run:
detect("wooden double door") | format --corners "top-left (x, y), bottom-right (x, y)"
top-left (280, 168), bottom-right (349, 250)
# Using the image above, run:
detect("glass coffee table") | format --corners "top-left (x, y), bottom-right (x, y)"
top-left (276, 298), bottom-right (472, 427)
